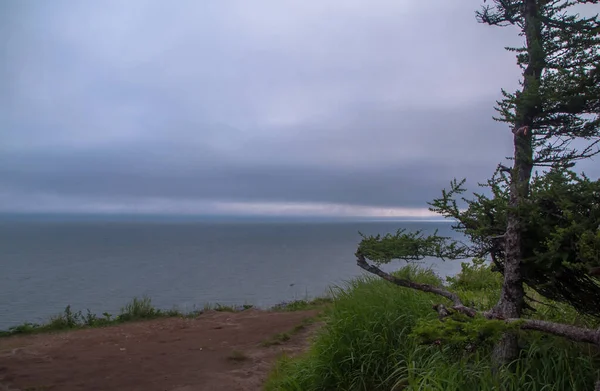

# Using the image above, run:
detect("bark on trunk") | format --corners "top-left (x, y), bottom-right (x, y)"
top-left (492, 0), bottom-right (544, 365)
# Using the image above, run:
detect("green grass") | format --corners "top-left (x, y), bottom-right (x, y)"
top-left (203, 303), bottom-right (236, 312)
top-left (0, 296), bottom-right (187, 337)
top-left (0, 295), bottom-right (326, 338)
top-left (227, 350), bottom-right (250, 362)
top-left (262, 317), bottom-right (319, 347)
top-left (199, 303), bottom-right (255, 312)
top-left (262, 332), bottom-right (292, 347)
top-left (270, 297), bottom-right (334, 312)
top-left (265, 266), bottom-right (445, 390)
top-left (264, 263), bottom-right (600, 391)
top-left (291, 316), bottom-right (318, 333)
top-left (0, 297), bottom-right (257, 338)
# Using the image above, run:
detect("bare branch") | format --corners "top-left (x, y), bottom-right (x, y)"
top-left (357, 253), bottom-right (600, 348)
top-left (507, 318), bottom-right (600, 345)
top-left (476, 0), bottom-right (522, 26)
top-left (433, 304), bottom-right (452, 320)
top-left (356, 253), bottom-right (478, 317)
top-left (524, 294), bottom-right (559, 310)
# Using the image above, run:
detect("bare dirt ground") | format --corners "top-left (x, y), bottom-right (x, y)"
top-left (0, 309), bottom-right (321, 391)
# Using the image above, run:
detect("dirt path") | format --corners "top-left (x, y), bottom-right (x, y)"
top-left (0, 309), bottom-right (320, 391)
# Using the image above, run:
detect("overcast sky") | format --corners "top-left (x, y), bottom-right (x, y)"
top-left (2, 1), bottom-right (594, 218)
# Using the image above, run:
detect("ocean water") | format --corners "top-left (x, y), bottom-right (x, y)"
top-left (0, 219), bottom-right (465, 329)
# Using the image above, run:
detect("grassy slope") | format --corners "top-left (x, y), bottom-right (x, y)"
top-left (265, 263), bottom-right (600, 391)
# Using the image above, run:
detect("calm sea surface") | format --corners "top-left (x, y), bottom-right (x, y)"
top-left (0, 220), bottom-right (465, 329)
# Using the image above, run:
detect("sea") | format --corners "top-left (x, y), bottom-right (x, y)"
top-left (0, 217), bottom-right (466, 329)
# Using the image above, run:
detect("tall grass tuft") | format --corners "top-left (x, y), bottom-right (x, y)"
top-left (265, 264), bottom-right (600, 391)
top-left (119, 296), bottom-right (159, 321)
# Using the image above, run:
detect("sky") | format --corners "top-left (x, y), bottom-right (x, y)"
top-left (2, 1), bottom-right (597, 219)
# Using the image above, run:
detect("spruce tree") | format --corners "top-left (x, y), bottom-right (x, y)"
top-left (356, 0), bottom-right (600, 366)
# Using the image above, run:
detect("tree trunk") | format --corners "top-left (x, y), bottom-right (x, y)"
top-left (492, 0), bottom-right (544, 365)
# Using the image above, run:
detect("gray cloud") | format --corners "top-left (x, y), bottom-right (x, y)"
top-left (4, 0), bottom-right (590, 217)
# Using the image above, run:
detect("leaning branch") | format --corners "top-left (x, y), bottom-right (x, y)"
top-left (356, 253), bottom-right (477, 317)
top-left (507, 319), bottom-right (600, 345)
top-left (356, 253), bottom-right (600, 347)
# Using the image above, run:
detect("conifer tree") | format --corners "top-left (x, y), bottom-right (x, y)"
top-left (356, 0), bottom-right (600, 366)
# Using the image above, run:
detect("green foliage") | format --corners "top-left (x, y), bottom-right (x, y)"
top-left (0, 322), bottom-right (39, 337)
top-left (362, 166), bottom-right (600, 315)
top-left (357, 0), bottom-right (600, 317)
top-left (392, 264), bottom-right (445, 286)
top-left (118, 296), bottom-right (159, 321)
top-left (1, 297), bottom-right (188, 337)
top-left (357, 228), bottom-right (471, 264)
top-left (479, 1), bottom-right (600, 161)
top-left (275, 1), bottom-right (600, 388)
top-left (527, 170), bottom-right (600, 272)
top-left (412, 314), bottom-right (513, 354)
top-left (265, 354), bottom-right (319, 391)
top-left (265, 267), bottom-right (444, 391)
top-left (516, 170), bottom-right (600, 314)
top-left (261, 332), bottom-right (292, 347)
top-left (0, 297), bottom-right (313, 338)
top-left (214, 304), bottom-right (238, 312)
top-left (47, 305), bottom-right (80, 329)
top-left (446, 258), bottom-right (503, 292)
top-left (262, 317), bottom-right (318, 347)
top-left (392, 339), bottom-right (600, 391)
top-left (265, 266), bottom-right (600, 391)
top-left (0, 306), bottom-right (113, 337)
top-left (455, 0), bottom-right (600, 315)
top-left (292, 316), bottom-right (317, 333)
top-left (444, 259), bottom-right (502, 313)
top-left (454, 168), bottom-right (600, 315)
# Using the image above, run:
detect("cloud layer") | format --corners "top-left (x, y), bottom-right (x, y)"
top-left (4, 1), bottom-right (589, 218)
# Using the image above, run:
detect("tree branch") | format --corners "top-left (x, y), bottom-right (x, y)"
top-left (508, 319), bottom-right (600, 345)
top-left (524, 294), bottom-right (559, 310)
top-left (356, 253), bottom-right (600, 347)
top-left (356, 253), bottom-right (478, 317)
top-left (539, 13), bottom-right (600, 33)
top-left (499, 164), bottom-right (512, 173)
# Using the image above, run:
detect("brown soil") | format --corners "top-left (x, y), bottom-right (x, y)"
top-left (0, 309), bottom-right (321, 391)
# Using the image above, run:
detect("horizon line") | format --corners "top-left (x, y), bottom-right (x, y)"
top-left (0, 212), bottom-right (454, 223)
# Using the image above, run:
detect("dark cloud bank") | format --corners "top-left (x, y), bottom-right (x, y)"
top-left (2, 1), bottom-right (596, 218)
